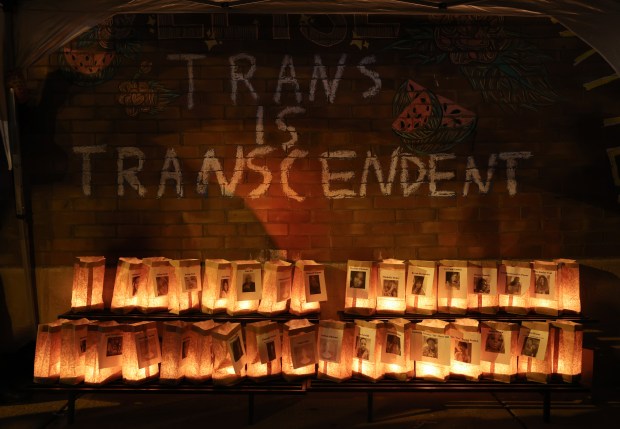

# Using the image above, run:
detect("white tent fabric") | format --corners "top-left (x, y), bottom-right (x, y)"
top-left (2, 0), bottom-right (620, 170)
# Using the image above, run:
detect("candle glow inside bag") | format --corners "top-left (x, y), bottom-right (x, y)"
top-left (169, 259), bottom-right (201, 315)
top-left (111, 257), bottom-right (144, 314)
top-left (467, 261), bottom-right (499, 314)
top-left (412, 319), bottom-right (452, 382)
top-left (290, 260), bottom-right (326, 316)
top-left (480, 321), bottom-right (519, 383)
top-left (551, 320), bottom-right (583, 383)
top-left (531, 260), bottom-right (559, 316)
top-left (186, 320), bottom-right (218, 383)
top-left (227, 260), bottom-right (262, 316)
top-left (376, 259), bottom-right (406, 314)
top-left (499, 260), bottom-right (532, 315)
top-left (282, 319), bottom-right (317, 380)
top-left (59, 318), bottom-right (91, 385)
top-left (211, 322), bottom-right (247, 386)
top-left (160, 321), bottom-right (190, 385)
top-left (202, 259), bottom-right (231, 314)
top-left (122, 321), bottom-right (161, 384)
top-left (245, 321), bottom-right (282, 381)
top-left (138, 257), bottom-right (173, 313)
top-left (554, 259), bottom-right (581, 314)
top-left (344, 260), bottom-right (376, 315)
top-left (352, 320), bottom-right (385, 382)
top-left (84, 321), bottom-right (124, 385)
top-left (258, 260), bottom-right (292, 316)
top-left (318, 320), bottom-right (354, 382)
top-left (33, 320), bottom-right (65, 384)
top-left (449, 319), bottom-right (481, 381)
top-left (405, 260), bottom-right (437, 315)
top-left (517, 321), bottom-right (554, 384)
top-left (381, 318), bottom-right (413, 381)
top-left (71, 257), bottom-right (105, 312)
top-left (437, 260), bottom-right (468, 314)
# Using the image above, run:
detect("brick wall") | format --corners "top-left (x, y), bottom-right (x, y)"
top-left (2, 13), bottom-right (620, 268)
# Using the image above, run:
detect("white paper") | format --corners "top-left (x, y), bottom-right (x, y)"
top-left (318, 327), bottom-right (343, 363)
top-left (438, 265), bottom-right (468, 300)
top-left (346, 265), bottom-right (371, 299)
top-left (520, 329), bottom-right (549, 361)
top-left (407, 265), bottom-right (434, 297)
top-left (473, 266), bottom-right (498, 295)
top-left (257, 330), bottom-right (281, 364)
top-left (218, 270), bottom-right (231, 299)
top-left (129, 270), bottom-right (142, 297)
top-left (379, 269), bottom-right (405, 298)
top-left (180, 265), bottom-right (201, 293)
top-left (135, 331), bottom-right (161, 369)
top-left (355, 326), bottom-right (375, 362)
top-left (276, 271), bottom-right (292, 302)
top-left (381, 329), bottom-right (404, 365)
top-left (503, 265), bottom-right (531, 296)
top-left (151, 266), bottom-right (170, 297)
top-left (451, 331), bottom-right (481, 365)
top-left (481, 328), bottom-right (511, 365)
top-left (98, 333), bottom-right (123, 369)
top-left (415, 332), bottom-right (451, 366)
top-left (236, 267), bottom-right (262, 300)
top-left (305, 270), bottom-right (327, 302)
top-left (533, 268), bottom-right (556, 298)
top-left (290, 332), bottom-right (317, 369)
top-left (228, 332), bottom-right (246, 374)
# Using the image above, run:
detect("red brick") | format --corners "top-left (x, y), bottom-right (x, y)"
top-left (312, 210), bottom-right (353, 223)
top-left (353, 235), bottom-right (394, 248)
top-left (183, 237), bottom-right (224, 249)
top-left (268, 210), bottom-right (311, 223)
top-left (269, 235), bottom-right (311, 250)
top-left (73, 199), bottom-right (117, 211)
top-left (332, 199), bottom-right (374, 210)
top-left (371, 223), bottom-right (418, 235)
top-left (159, 198), bottom-right (203, 211)
top-left (247, 223), bottom-right (288, 236)
top-left (438, 207), bottom-right (479, 221)
top-left (182, 211), bottom-right (226, 223)
top-left (353, 209), bottom-right (395, 223)
top-left (395, 209), bottom-right (437, 221)
top-left (117, 225), bottom-right (162, 237)
top-left (161, 224), bottom-right (203, 237)
top-left (332, 223), bottom-right (367, 236)
top-left (418, 247), bottom-right (459, 260)
top-left (74, 225), bottom-right (116, 238)
top-left (395, 234), bottom-right (437, 247)
top-left (289, 223), bottom-right (331, 236)
top-left (419, 221), bottom-right (458, 234)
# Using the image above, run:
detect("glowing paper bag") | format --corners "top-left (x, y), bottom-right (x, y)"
top-left (160, 321), bottom-right (190, 385)
top-left (551, 320), bottom-right (583, 383)
top-left (169, 259), bottom-right (201, 315)
top-left (318, 320), bottom-right (354, 382)
top-left (211, 322), bottom-right (247, 386)
top-left (201, 259), bottom-right (231, 314)
top-left (499, 260), bottom-right (532, 315)
top-left (245, 320), bottom-right (282, 381)
top-left (344, 260), bottom-right (376, 315)
top-left (33, 320), bottom-right (64, 384)
top-left (138, 257), bottom-right (172, 313)
top-left (376, 259), bottom-right (406, 314)
top-left (71, 257), bottom-right (105, 312)
top-left (227, 260), bottom-right (262, 316)
top-left (405, 260), bottom-right (437, 315)
top-left (282, 319), bottom-right (317, 381)
top-left (111, 257), bottom-right (144, 314)
top-left (412, 319), bottom-right (451, 382)
top-left (517, 321), bottom-right (554, 383)
top-left (290, 260), bottom-right (326, 316)
top-left (554, 259), bottom-right (581, 314)
top-left (467, 261), bottom-right (499, 314)
top-left (258, 260), bottom-right (292, 316)
top-left (59, 318), bottom-right (91, 385)
top-left (531, 261), bottom-right (559, 316)
top-left (381, 318), bottom-right (413, 381)
top-left (352, 320), bottom-right (385, 382)
top-left (437, 260), bottom-right (468, 314)
top-left (480, 321), bottom-right (519, 383)
top-left (449, 319), bottom-right (481, 381)
top-left (186, 320), bottom-right (218, 383)
top-left (84, 321), bottom-right (124, 385)
top-left (122, 321), bottom-right (161, 384)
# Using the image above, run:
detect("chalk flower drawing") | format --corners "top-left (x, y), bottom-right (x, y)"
top-left (387, 15), bottom-right (557, 110)
top-left (118, 80), bottom-right (178, 117)
top-left (392, 79), bottom-right (477, 154)
top-left (59, 15), bottom-right (141, 86)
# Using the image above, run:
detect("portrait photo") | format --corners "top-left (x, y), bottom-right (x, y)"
top-left (184, 274), bottom-right (198, 291)
top-left (131, 274), bottom-right (140, 296)
top-left (242, 273), bottom-right (256, 293)
top-left (474, 276), bottom-right (490, 294)
top-left (535, 274), bottom-right (550, 295)
top-left (292, 343), bottom-right (315, 368)
top-left (349, 270), bottom-right (366, 289)
top-left (266, 340), bottom-right (277, 361)
top-left (411, 275), bottom-right (425, 295)
top-left (382, 279), bottom-right (398, 297)
top-left (422, 336), bottom-right (438, 359)
top-left (156, 274), bottom-right (169, 296)
top-left (231, 336), bottom-right (244, 362)
top-left (485, 330), bottom-right (505, 354)
top-left (385, 334), bottom-right (401, 356)
top-left (219, 278), bottom-right (230, 298)
top-left (521, 336), bottom-right (540, 358)
top-left (138, 335), bottom-right (157, 361)
top-left (106, 335), bottom-right (123, 357)
top-left (355, 336), bottom-right (370, 360)
top-left (506, 276), bottom-right (522, 295)
top-left (454, 341), bottom-right (472, 363)
top-left (308, 274), bottom-right (322, 295)
top-left (445, 271), bottom-right (460, 290)
top-left (79, 338), bottom-right (87, 354)
top-left (319, 338), bottom-right (339, 361)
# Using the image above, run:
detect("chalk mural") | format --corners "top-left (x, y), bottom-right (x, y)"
top-left (117, 61), bottom-right (179, 117)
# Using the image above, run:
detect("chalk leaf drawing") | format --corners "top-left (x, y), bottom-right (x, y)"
top-left (59, 15), bottom-right (141, 86)
top-left (118, 61), bottom-right (179, 117)
top-left (392, 79), bottom-right (477, 154)
top-left (387, 16), bottom-right (557, 110)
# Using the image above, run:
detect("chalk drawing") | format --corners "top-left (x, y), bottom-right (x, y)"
top-left (276, 106), bottom-right (306, 151)
top-left (299, 15), bottom-right (348, 47)
top-left (73, 145), bottom-right (107, 196)
top-left (463, 154), bottom-right (497, 196)
top-left (499, 152), bottom-right (532, 196)
top-left (167, 54), bottom-right (206, 110)
top-left (309, 54), bottom-right (347, 104)
top-left (359, 147), bottom-right (400, 197)
top-left (229, 53), bottom-right (258, 105)
top-left (157, 147), bottom-right (183, 198)
top-left (281, 149), bottom-right (309, 202)
top-left (117, 147), bottom-right (147, 197)
top-left (196, 147), bottom-right (245, 197)
top-left (429, 153), bottom-right (456, 197)
top-left (400, 155), bottom-right (427, 197)
top-left (246, 146), bottom-right (276, 199)
top-left (357, 55), bottom-right (381, 99)
top-left (274, 55), bottom-right (302, 104)
top-left (320, 150), bottom-right (357, 199)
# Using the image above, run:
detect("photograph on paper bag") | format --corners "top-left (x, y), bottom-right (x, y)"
top-left (138, 335), bottom-right (157, 361)
top-left (422, 336), bottom-right (438, 358)
top-left (319, 338), bottom-right (339, 361)
top-left (385, 334), bottom-right (401, 356)
top-left (292, 343), bottom-right (315, 368)
top-left (242, 273), bottom-right (256, 293)
top-left (412, 275), bottom-right (426, 295)
top-left (535, 274), bottom-right (550, 295)
top-left (220, 278), bottom-right (230, 298)
top-left (445, 271), bottom-right (460, 289)
top-left (521, 336), bottom-right (540, 357)
top-left (156, 274), bottom-right (169, 296)
top-left (349, 270), bottom-right (366, 289)
top-left (485, 331), bottom-right (505, 354)
top-left (230, 336), bottom-right (244, 362)
top-left (266, 340), bottom-right (277, 361)
top-left (79, 338), bottom-right (87, 354)
top-left (355, 336), bottom-right (370, 360)
top-left (382, 279), bottom-right (398, 297)
top-left (474, 276), bottom-right (490, 294)
top-left (106, 336), bottom-right (123, 357)
top-left (131, 274), bottom-right (140, 296)
top-left (182, 338), bottom-right (190, 359)
top-left (506, 276), bottom-right (521, 295)
top-left (308, 274), bottom-right (322, 295)
top-left (184, 274), bottom-right (198, 291)
top-left (454, 341), bottom-right (472, 363)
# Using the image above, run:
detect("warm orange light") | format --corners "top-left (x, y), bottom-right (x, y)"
top-left (376, 259), bottom-right (406, 315)
top-left (405, 260), bottom-right (438, 315)
top-left (555, 259), bottom-right (581, 314)
top-left (480, 321), bottom-right (519, 383)
top-left (517, 321), bottom-right (554, 384)
top-left (531, 261), bottom-right (559, 316)
top-left (352, 320), bottom-right (385, 382)
top-left (344, 260), bottom-right (377, 315)
top-left (437, 260), bottom-right (468, 314)
top-left (318, 320), bottom-right (354, 382)
top-left (160, 321), bottom-right (189, 385)
top-left (498, 260), bottom-right (532, 315)
top-left (290, 260), bottom-right (323, 316)
top-left (137, 257), bottom-right (172, 313)
top-left (449, 319), bottom-right (481, 381)
top-left (382, 318), bottom-right (414, 381)
top-left (84, 321), bottom-right (123, 385)
top-left (202, 259), bottom-right (231, 314)
top-left (258, 260), bottom-right (292, 316)
top-left (211, 322), bottom-right (247, 386)
top-left (169, 259), bottom-right (201, 315)
top-left (111, 257), bottom-right (143, 314)
top-left (71, 257), bottom-right (105, 312)
top-left (186, 320), bottom-right (217, 383)
top-left (245, 321), bottom-right (282, 381)
top-left (413, 319), bottom-right (451, 382)
top-left (122, 321), bottom-right (161, 384)
top-left (226, 260), bottom-right (262, 316)
top-left (551, 321), bottom-right (583, 383)
top-left (282, 319), bottom-right (317, 380)
top-left (467, 261), bottom-right (499, 314)
top-left (33, 320), bottom-right (64, 384)
top-left (59, 319), bottom-right (91, 385)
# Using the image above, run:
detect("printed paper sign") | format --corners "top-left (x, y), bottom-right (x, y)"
top-left (318, 327), bottom-right (343, 363)
top-left (413, 332), bottom-right (451, 366)
top-left (451, 331), bottom-right (481, 365)
top-left (218, 270), bottom-right (231, 299)
top-left (228, 333), bottom-right (246, 374)
top-left (381, 329), bottom-right (405, 365)
top-left (98, 333), bottom-right (123, 369)
top-left (519, 329), bottom-right (549, 361)
top-left (533, 268), bottom-right (556, 299)
top-left (438, 266), bottom-right (468, 299)
top-left (257, 330), bottom-right (281, 364)
top-left (481, 328), bottom-right (512, 365)
top-left (473, 266), bottom-right (498, 295)
top-left (346, 265), bottom-right (371, 299)
top-left (290, 332), bottom-right (317, 369)
top-left (305, 270), bottom-right (327, 302)
top-left (355, 326), bottom-right (375, 362)
top-left (151, 266), bottom-right (170, 297)
top-left (135, 331), bottom-right (161, 369)
top-left (180, 266), bottom-right (201, 293)
top-left (407, 265), bottom-right (434, 297)
top-left (503, 265), bottom-right (531, 296)
top-left (379, 269), bottom-right (405, 298)
top-left (129, 270), bottom-right (142, 297)
top-left (276, 271), bottom-right (292, 302)
top-left (236, 267), bottom-right (263, 300)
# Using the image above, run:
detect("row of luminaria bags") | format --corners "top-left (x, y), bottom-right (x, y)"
top-left (71, 257), bottom-right (581, 315)
top-left (34, 318), bottom-right (583, 386)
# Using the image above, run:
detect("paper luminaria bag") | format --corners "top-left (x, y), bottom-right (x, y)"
top-left (376, 259), bottom-right (407, 314)
top-left (449, 319), bottom-right (481, 381)
top-left (70, 256), bottom-right (105, 312)
top-left (551, 320), bottom-right (583, 383)
top-left (33, 320), bottom-right (65, 384)
top-left (138, 257), bottom-right (173, 313)
top-left (405, 260), bottom-right (437, 315)
top-left (437, 260), bottom-right (469, 314)
top-left (290, 260), bottom-right (326, 316)
top-left (59, 318), bottom-right (91, 385)
top-left (185, 320), bottom-right (218, 383)
top-left (318, 320), bottom-right (355, 382)
top-left (160, 321), bottom-right (191, 385)
top-left (498, 260), bottom-right (532, 315)
top-left (282, 319), bottom-right (317, 380)
top-left (381, 318), bottom-right (414, 381)
top-left (517, 321), bottom-right (555, 383)
top-left (480, 321), bottom-right (519, 383)
top-left (344, 260), bottom-right (377, 315)
top-left (169, 259), bottom-right (201, 315)
top-left (258, 260), bottom-right (292, 316)
top-left (554, 259), bottom-right (581, 314)
top-left (531, 260), bottom-right (559, 316)
top-left (84, 321), bottom-right (124, 385)
top-left (227, 260), bottom-right (262, 316)
top-left (211, 322), bottom-right (247, 386)
top-left (245, 321), bottom-right (282, 381)
top-left (111, 257), bottom-right (144, 314)
top-left (352, 320), bottom-right (385, 382)
top-left (122, 321), bottom-right (161, 384)
top-left (201, 259), bottom-right (232, 314)
top-left (467, 261), bottom-right (499, 314)
top-left (412, 319), bottom-right (452, 382)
